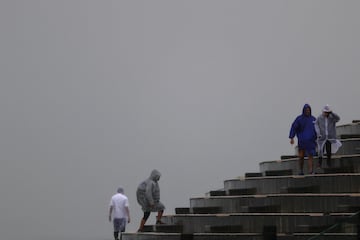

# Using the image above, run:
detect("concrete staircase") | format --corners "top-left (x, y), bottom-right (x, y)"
top-left (122, 121), bottom-right (360, 240)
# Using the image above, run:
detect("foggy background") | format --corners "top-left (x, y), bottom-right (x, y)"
top-left (1, 1), bottom-right (359, 240)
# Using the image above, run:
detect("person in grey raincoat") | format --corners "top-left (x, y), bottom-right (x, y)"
top-left (314, 104), bottom-right (341, 168)
top-left (136, 169), bottom-right (165, 232)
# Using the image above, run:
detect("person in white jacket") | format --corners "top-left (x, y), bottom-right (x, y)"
top-left (108, 187), bottom-right (130, 240)
top-left (314, 104), bottom-right (341, 168)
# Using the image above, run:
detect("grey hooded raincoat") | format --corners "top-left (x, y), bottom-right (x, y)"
top-left (136, 169), bottom-right (165, 212)
top-left (314, 112), bottom-right (341, 155)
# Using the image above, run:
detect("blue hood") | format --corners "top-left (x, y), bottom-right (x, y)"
top-left (302, 104), bottom-right (312, 116)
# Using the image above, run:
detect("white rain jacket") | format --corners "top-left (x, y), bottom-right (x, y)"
top-left (314, 112), bottom-right (341, 155)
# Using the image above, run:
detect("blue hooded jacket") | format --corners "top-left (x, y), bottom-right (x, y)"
top-left (289, 104), bottom-right (316, 142)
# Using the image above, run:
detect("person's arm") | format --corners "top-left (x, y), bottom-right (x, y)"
top-left (314, 118), bottom-right (321, 138)
top-left (145, 182), bottom-right (155, 208)
top-left (125, 206), bottom-right (130, 223)
top-left (289, 118), bottom-right (298, 144)
top-left (330, 112), bottom-right (340, 122)
top-left (108, 206), bottom-right (113, 222)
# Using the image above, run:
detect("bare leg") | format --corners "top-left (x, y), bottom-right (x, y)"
top-left (138, 219), bottom-right (146, 232)
top-left (138, 211), bottom-right (151, 232)
top-left (298, 149), bottom-right (305, 174)
top-left (308, 155), bottom-right (313, 174)
top-left (156, 210), bottom-right (164, 224)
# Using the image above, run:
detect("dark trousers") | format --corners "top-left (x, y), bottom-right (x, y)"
top-left (319, 140), bottom-right (332, 167)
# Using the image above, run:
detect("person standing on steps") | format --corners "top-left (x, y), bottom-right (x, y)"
top-left (136, 169), bottom-right (165, 232)
top-left (289, 104), bottom-right (317, 175)
top-left (314, 104), bottom-right (341, 169)
top-left (109, 187), bottom-right (130, 240)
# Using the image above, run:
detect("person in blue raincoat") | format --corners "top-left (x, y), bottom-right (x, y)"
top-left (289, 104), bottom-right (317, 175)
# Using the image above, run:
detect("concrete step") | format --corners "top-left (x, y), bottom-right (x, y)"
top-left (121, 232), bottom-right (181, 240)
top-left (339, 134), bottom-right (360, 139)
top-left (154, 224), bottom-right (183, 233)
top-left (296, 224), bottom-right (338, 233)
top-left (243, 205), bottom-right (281, 213)
top-left (140, 225), bottom-right (155, 232)
top-left (175, 208), bottom-right (190, 214)
top-left (336, 214), bottom-right (360, 224)
top-left (122, 232), bottom-right (359, 240)
top-left (191, 207), bottom-right (222, 214)
top-left (336, 139), bottom-right (360, 155)
top-left (121, 232), bottom-right (266, 240)
top-left (224, 173), bottom-right (360, 194)
top-left (281, 155), bottom-right (297, 160)
top-left (245, 172), bottom-right (263, 178)
top-left (323, 166), bottom-right (355, 174)
top-left (260, 154), bottom-right (360, 174)
top-left (204, 224), bottom-right (243, 233)
top-left (140, 224), bottom-right (184, 233)
top-left (281, 185), bottom-right (320, 194)
top-left (294, 222), bottom-right (358, 237)
top-left (162, 213), bottom-right (354, 234)
top-left (228, 187), bottom-right (257, 195)
top-left (284, 233), bottom-right (358, 240)
top-left (341, 205), bottom-right (360, 213)
top-left (190, 194), bottom-right (360, 214)
top-left (209, 190), bottom-right (226, 196)
top-left (265, 169), bottom-right (293, 176)
top-left (336, 122), bottom-right (360, 136)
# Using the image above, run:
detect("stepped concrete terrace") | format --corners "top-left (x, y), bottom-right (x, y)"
top-left (190, 193), bottom-right (360, 213)
top-left (122, 121), bottom-right (360, 240)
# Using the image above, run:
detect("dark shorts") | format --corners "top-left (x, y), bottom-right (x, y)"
top-left (298, 139), bottom-right (316, 156)
top-left (113, 218), bottom-right (126, 232)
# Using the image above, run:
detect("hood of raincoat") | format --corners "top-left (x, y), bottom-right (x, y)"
top-left (302, 104), bottom-right (312, 116)
top-left (289, 103), bottom-right (316, 141)
top-left (149, 169), bottom-right (161, 182)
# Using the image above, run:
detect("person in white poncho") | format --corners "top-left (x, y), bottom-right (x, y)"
top-left (314, 104), bottom-right (341, 168)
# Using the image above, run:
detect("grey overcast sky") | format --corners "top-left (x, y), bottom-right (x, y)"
top-left (1, 1), bottom-right (359, 240)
